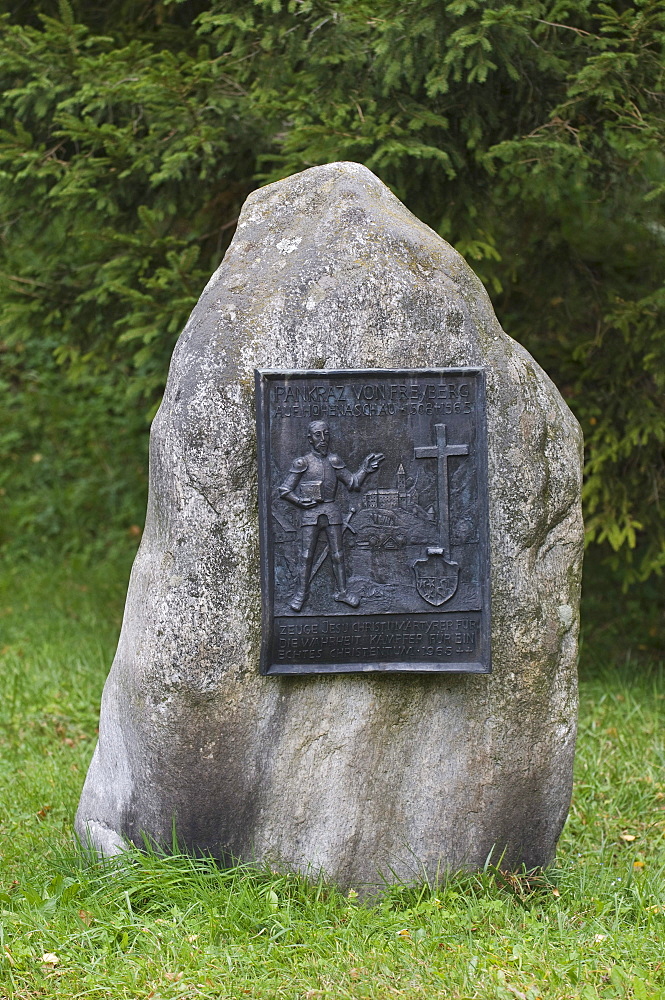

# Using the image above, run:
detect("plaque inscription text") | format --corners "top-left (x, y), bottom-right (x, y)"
top-left (255, 368), bottom-right (491, 674)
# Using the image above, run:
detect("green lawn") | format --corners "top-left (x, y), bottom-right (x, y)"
top-left (0, 553), bottom-right (663, 999)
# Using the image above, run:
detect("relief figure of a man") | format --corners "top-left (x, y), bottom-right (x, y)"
top-left (279, 420), bottom-right (383, 611)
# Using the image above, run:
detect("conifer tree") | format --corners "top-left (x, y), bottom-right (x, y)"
top-left (1, 0), bottom-right (663, 581)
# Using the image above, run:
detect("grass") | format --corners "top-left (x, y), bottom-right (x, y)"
top-left (0, 550), bottom-right (663, 999)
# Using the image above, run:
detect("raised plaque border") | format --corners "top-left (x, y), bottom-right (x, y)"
top-left (255, 368), bottom-right (491, 676)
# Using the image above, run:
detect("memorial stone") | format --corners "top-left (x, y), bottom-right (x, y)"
top-left (76, 161), bottom-right (584, 887)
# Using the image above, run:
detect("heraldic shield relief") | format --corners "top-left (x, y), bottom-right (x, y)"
top-left (255, 368), bottom-right (491, 675)
top-left (413, 549), bottom-right (460, 607)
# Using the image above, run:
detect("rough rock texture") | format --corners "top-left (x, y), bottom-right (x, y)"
top-left (76, 162), bottom-right (584, 886)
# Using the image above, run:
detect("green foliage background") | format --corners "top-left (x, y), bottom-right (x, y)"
top-left (1, 0), bottom-right (664, 580)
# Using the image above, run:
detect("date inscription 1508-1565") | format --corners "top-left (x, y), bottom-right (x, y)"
top-left (255, 368), bottom-right (490, 675)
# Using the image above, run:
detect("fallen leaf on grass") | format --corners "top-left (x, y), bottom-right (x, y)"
top-left (505, 985), bottom-right (529, 1000)
top-left (41, 953), bottom-right (59, 965)
top-left (78, 909), bottom-right (94, 925)
top-left (164, 972), bottom-right (183, 982)
top-left (620, 833), bottom-right (636, 842)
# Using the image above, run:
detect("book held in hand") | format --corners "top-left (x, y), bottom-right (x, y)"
top-left (299, 482), bottom-right (322, 503)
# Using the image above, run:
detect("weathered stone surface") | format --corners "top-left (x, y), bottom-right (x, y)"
top-left (76, 162), bottom-right (584, 886)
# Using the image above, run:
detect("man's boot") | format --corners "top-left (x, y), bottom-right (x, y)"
top-left (332, 558), bottom-right (360, 608)
top-left (290, 589), bottom-right (308, 612)
top-left (333, 589), bottom-right (360, 608)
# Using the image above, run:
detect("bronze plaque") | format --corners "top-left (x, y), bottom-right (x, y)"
top-left (255, 368), bottom-right (491, 674)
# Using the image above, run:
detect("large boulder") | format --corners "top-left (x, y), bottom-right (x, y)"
top-left (76, 162), bottom-right (584, 886)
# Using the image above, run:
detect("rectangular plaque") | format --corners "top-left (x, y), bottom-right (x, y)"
top-left (255, 368), bottom-right (491, 675)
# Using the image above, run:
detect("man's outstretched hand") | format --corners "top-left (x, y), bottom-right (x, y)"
top-left (363, 452), bottom-right (385, 473)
